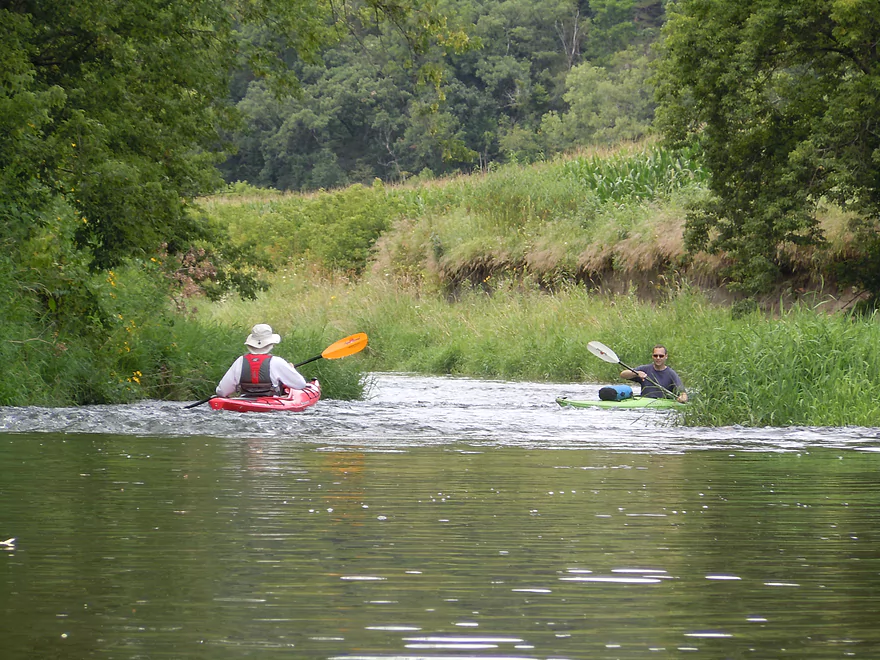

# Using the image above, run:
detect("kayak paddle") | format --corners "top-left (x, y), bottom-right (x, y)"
top-left (587, 340), bottom-right (679, 400)
top-left (293, 332), bottom-right (368, 367)
top-left (184, 332), bottom-right (369, 409)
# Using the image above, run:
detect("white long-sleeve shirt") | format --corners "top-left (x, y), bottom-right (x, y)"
top-left (216, 354), bottom-right (308, 397)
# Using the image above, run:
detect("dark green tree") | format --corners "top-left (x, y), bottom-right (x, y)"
top-left (541, 46), bottom-right (656, 148)
top-left (655, 0), bottom-right (880, 296)
top-left (224, 0), bottom-right (670, 188)
top-left (2, 0), bottom-right (463, 273)
top-left (0, 0), bottom-right (468, 350)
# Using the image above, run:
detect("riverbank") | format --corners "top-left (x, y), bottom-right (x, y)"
top-left (195, 144), bottom-right (880, 427)
top-left (0, 257), bottom-right (367, 406)
top-left (8, 142), bottom-right (874, 424)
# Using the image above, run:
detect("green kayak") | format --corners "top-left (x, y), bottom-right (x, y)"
top-left (556, 396), bottom-right (685, 410)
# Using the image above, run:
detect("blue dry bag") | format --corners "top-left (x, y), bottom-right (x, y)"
top-left (598, 384), bottom-right (633, 401)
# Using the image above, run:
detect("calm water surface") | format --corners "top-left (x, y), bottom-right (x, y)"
top-left (1, 373), bottom-right (879, 659)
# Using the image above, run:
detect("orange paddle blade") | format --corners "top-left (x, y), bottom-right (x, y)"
top-left (321, 332), bottom-right (368, 360)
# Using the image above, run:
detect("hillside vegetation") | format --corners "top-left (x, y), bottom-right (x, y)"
top-left (206, 144), bottom-right (862, 309)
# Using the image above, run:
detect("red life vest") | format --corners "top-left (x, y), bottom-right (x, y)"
top-left (239, 354), bottom-right (276, 396)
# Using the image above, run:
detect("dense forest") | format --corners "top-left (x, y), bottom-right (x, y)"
top-left (220, 0), bottom-right (665, 190)
top-left (3, 0), bottom-right (880, 406)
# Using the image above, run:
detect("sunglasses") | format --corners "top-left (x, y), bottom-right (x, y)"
top-left (652, 354), bottom-right (667, 358)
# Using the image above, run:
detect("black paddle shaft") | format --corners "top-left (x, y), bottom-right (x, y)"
top-left (294, 354), bottom-right (322, 368)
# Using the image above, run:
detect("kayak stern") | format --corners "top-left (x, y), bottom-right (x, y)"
top-left (210, 380), bottom-right (321, 412)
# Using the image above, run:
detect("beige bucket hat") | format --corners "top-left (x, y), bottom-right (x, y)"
top-left (244, 323), bottom-right (281, 354)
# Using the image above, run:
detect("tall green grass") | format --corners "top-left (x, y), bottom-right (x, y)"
top-left (678, 305), bottom-right (880, 426)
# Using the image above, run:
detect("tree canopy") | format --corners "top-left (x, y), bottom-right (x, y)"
top-left (0, 0), bottom-right (475, 386)
top-left (655, 0), bottom-right (880, 296)
top-left (220, 0), bottom-right (667, 190)
top-left (2, 0), bottom-right (470, 272)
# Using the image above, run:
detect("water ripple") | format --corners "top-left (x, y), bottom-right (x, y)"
top-left (1, 373), bottom-right (878, 453)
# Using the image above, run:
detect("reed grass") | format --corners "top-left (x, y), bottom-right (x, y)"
top-left (677, 304), bottom-right (880, 426)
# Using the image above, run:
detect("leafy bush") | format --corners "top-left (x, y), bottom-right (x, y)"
top-left (205, 182), bottom-right (412, 273)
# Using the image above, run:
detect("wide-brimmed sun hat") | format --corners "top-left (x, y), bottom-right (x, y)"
top-left (244, 323), bottom-right (281, 354)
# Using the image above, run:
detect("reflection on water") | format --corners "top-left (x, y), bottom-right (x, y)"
top-left (1, 374), bottom-right (880, 659)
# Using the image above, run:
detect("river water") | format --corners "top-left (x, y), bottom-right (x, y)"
top-left (1, 373), bottom-right (879, 659)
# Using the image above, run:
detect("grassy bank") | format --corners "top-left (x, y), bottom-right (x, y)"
top-left (205, 143), bottom-right (858, 302)
top-left (203, 144), bottom-right (718, 288)
top-left (202, 270), bottom-right (880, 427)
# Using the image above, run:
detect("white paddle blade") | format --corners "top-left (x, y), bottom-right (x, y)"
top-left (587, 340), bottom-right (620, 364)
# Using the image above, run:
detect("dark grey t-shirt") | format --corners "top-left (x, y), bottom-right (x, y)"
top-left (634, 364), bottom-right (684, 398)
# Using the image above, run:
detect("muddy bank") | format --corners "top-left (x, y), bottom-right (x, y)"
top-left (581, 267), bottom-right (865, 312)
top-left (438, 259), bottom-right (866, 313)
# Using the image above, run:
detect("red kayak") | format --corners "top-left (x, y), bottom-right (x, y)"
top-left (209, 381), bottom-right (321, 412)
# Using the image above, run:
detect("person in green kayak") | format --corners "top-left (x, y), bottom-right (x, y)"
top-left (620, 345), bottom-right (688, 403)
top-left (216, 323), bottom-right (309, 397)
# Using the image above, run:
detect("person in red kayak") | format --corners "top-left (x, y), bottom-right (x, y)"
top-left (216, 324), bottom-right (309, 397)
top-left (620, 345), bottom-right (688, 403)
